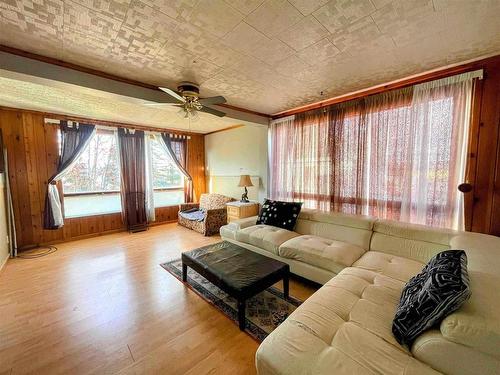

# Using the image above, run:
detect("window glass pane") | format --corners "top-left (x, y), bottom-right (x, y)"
top-left (62, 131), bottom-right (121, 217)
top-left (151, 137), bottom-right (185, 207)
top-left (151, 138), bottom-right (183, 189)
top-left (153, 190), bottom-right (184, 207)
top-left (64, 193), bottom-right (121, 217)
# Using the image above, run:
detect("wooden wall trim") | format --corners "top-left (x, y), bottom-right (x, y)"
top-left (204, 124), bottom-right (245, 136)
top-left (272, 54), bottom-right (500, 119)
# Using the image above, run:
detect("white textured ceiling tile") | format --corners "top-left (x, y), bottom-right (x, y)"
top-left (229, 55), bottom-right (300, 91)
top-left (224, 0), bottom-right (264, 15)
top-left (122, 0), bottom-right (180, 41)
top-left (371, 0), bottom-right (446, 47)
top-left (245, 0), bottom-right (303, 38)
top-left (329, 16), bottom-right (395, 55)
top-left (63, 28), bottom-right (113, 56)
top-left (222, 21), bottom-right (268, 55)
top-left (440, 18), bottom-right (500, 64)
top-left (154, 43), bottom-right (223, 81)
top-left (370, 0), bottom-right (391, 9)
top-left (0, 26), bottom-right (64, 59)
top-left (393, 32), bottom-right (449, 72)
top-left (140, 0), bottom-right (198, 21)
top-left (112, 27), bottom-right (165, 63)
top-left (74, 0), bottom-right (132, 21)
top-left (252, 37), bottom-right (295, 65)
top-left (296, 38), bottom-right (341, 65)
top-left (171, 24), bottom-right (245, 68)
top-left (288, 0), bottom-right (329, 16)
top-left (187, 0), bottom-right (244, 38)
top-left (313, 0), bottom-right (375, 33)
top-left (274, 54), bottom-right (312, 81)
top-left (202, 70), bottom-right (270, 109)
top-left (1, 0), bottom-right (500, 115)
top-left (64, 1), bottom-right (122, 42)
top-left (278, 15), bottom-right (329, 51)
top-left (0, 0), bottom-right (64, 45)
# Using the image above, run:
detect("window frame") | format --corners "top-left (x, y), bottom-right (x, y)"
top-left (61, 128), bottom-right (122, 218)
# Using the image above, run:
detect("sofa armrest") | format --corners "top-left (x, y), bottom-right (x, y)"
top-left (205, 208), bottom-right (227, 221)
top-left (226, 215), bottom-right (258, 231)
top-left (179, 203), bottom-right (199, 212)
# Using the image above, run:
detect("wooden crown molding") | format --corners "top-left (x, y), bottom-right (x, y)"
top-left (272, 54), bottom-right (500, 119)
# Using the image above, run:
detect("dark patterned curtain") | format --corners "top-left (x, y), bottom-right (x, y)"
top-left (43, 121), bottom-right (95, 229)
top-left (161, 133), bottom-right (193, 203)
top-left (118, 128), bottom-right (148, 230)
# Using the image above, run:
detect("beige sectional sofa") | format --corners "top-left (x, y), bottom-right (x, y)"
top-left (219, 208), bottom-right (500, 375)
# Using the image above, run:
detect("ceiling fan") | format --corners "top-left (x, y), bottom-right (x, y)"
top-left (146, 82), bottom-right (227, 120)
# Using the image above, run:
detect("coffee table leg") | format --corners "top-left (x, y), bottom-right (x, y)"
top-left (283, 274), bottom-right (289, 299)
top-left (238, 299), bottom-right (246, 330)
top-left (182, 263), bottom-right (187, 282)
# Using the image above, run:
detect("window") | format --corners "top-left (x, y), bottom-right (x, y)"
top-left (150, 136), bottom-right (185, 207)
top-left (270, 73), bottom-right (475, 230)
top-left (62, 130), bottom-right (121, 217)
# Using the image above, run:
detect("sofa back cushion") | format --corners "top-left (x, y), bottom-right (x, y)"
top-left (438, 233), bottom-right (500, 360)
top-left (294, 209), bottom-right (375, 250)
top-left (199, 193), bottom-right (234, 210)
top-left (370, 220), bottom-right (456, 263)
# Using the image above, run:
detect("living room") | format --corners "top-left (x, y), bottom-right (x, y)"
top-left (0, 0), bottom-right (499, 374)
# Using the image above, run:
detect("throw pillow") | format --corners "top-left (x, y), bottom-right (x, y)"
top-left (256, 199), bottom-right (302, 231)
top-left (392, 250), bottom-right (471, 347)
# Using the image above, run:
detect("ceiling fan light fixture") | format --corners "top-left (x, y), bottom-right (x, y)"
top-left (176, 106), bottom-right (199, 122)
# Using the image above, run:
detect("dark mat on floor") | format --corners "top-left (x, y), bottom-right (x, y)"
top-left (161, 257), bottom-right (302, 342)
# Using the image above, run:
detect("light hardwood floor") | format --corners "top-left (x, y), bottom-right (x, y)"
top-left (0, 223), bottom-right (317, 374)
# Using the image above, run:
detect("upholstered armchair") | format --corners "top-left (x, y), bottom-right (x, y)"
top-left (178, 193), bottom-right (235, 236)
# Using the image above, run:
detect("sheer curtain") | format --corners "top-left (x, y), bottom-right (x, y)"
top-left (270, 71), bottom-right (479, 230)
top-left (43, 121), bottom-right (95, 229)
top-left (270, 114), bottom-right (332, 210)
top-left (400, 73), bottom-right (475, 229)
top-left (144, 133), bottom-right (156, 222)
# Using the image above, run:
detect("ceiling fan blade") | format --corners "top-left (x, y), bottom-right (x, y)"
top-left (159, 87), bottom-right (185, 103)
top-left (144, 102), bottom-right (178, 107)
top-left (198, 95), bottom-right (227, 105)
top-left (200, 105), bottom-right (226, 117)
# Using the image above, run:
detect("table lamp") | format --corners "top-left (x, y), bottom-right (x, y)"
top-left (238, 175), bottom-right (253, 202)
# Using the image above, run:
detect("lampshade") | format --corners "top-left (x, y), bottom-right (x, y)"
top-left (237, 175), bottom-right (253, 187)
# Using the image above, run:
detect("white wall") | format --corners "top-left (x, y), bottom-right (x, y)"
top-left (0, 174), bottom-right (9, 271)
top-left (205, 125), bottom-right (268, 203)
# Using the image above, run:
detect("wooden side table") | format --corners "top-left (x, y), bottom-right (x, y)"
top-left (226, 201), bottom-right (260, 223)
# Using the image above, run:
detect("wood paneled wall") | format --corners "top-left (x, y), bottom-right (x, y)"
top-left (467, 56), bottom-right (500, 236)
top-left (187, 134), bottom-right (206, 202)
top-left (0, 108), bottom-right (206, 249)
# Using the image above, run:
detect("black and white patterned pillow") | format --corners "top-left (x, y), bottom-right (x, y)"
top-left (256, 199), bottom-right (302, 231)
top-left (392, 250), bottom-right (471, 347)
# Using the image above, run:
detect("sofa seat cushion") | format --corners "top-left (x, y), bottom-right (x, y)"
top-left (235, 225), bottom-right (299, 255)
top-left (278, 235), bottom-right (366, 274)
top-left (353, 251), bottom-right (425, 283)
top-left (178, 209), bottom-right (205, 222)
top-left (256, 266), bottom-right (439, 375)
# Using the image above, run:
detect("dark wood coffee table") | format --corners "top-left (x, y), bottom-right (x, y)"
top-left (181, 241), bottom-right (290, 330)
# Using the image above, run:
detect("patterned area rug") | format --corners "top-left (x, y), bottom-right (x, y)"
top-left (161, 258), bottom-right (302, 342)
